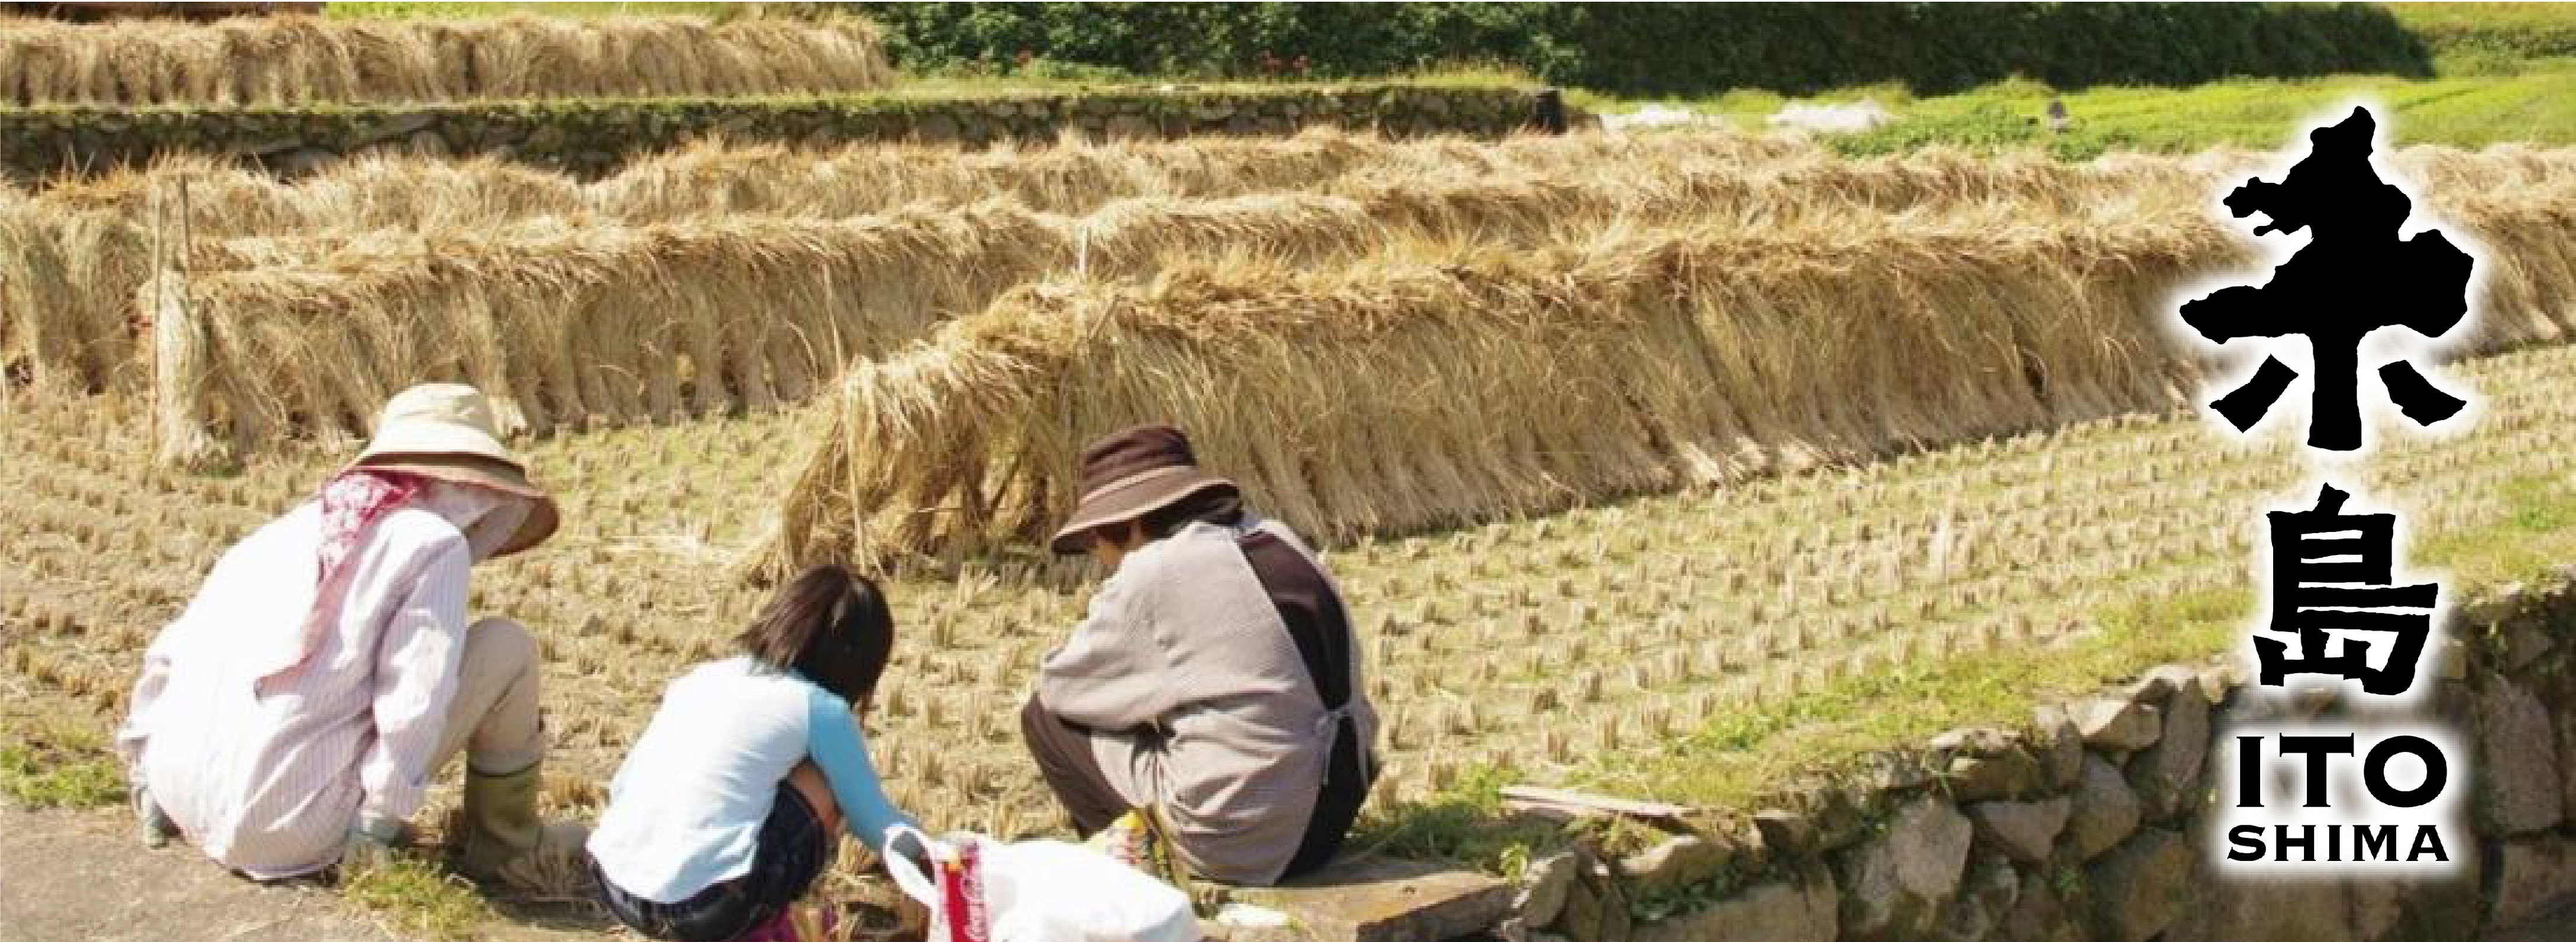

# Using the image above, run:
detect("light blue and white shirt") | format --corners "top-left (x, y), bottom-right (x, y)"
top-left (588, 656), bottom-right (915, 903)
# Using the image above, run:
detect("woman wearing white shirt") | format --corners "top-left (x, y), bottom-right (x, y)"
top-left (117, 383), bottom-right (584, 888)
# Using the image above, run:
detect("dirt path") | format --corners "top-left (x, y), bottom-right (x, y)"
top-left (0, 806), bottom-right (401, 942)
top-left (8, 802), bottom-right (2569, 942)
top-left (0, 808), bottom-right (614, 942)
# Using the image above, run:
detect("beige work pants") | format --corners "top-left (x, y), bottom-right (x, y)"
top-left (430, 617), bottom-right (548, 777)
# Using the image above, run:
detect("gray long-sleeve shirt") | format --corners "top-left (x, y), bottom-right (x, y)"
top-left (1037, 517), bottom-right (1377, 885)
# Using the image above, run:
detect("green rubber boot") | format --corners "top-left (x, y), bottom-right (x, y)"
top-left (455, 762), bottom-right (589, 893)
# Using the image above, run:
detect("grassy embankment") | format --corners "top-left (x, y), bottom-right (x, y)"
top-left (1578, 4), bottom-right (2576, 155)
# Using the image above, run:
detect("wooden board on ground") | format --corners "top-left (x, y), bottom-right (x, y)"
top-left (1499, 785), bottom-right (1693, 824)
top-left (1220, 854), bottom-right (1514, 942)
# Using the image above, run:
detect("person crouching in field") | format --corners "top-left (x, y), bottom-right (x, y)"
top-left (586, 565), bottom-right (921, 942)
top-left (116, 383), bottom-right (583, 887)
top-left (1021, 424), bottom-right (1380, 886)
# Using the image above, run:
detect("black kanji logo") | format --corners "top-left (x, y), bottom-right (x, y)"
top-left (2255, 483), bottom-right (2436, 696)
top-left (2181, 106), bottom-right (2473, 452)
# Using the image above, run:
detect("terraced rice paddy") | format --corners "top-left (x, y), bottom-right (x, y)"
top-left (8, 343), bottom-right (2575, 841)
top-left (5, 129), bottom-right (2576, 898)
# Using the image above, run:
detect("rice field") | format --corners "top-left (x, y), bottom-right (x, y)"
top-left (5, 125), bottom-right (2576, 921)
top-left (8, 342), bottom-right (2576, 838)
top-left (0, 12), bottom-right (893, 106)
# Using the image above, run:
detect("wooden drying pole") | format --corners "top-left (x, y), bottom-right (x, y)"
top-left (150, 176), bottom-right (219, 469)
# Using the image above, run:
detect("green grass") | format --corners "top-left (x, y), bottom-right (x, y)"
top-left (1583, 65), bottom-right (2576, 158)
top-left (0, 718), bottom-right (125, 811)
top-left (2412, 474), bottom-right (2576, 589)
top-left (341, 853), bottom-right (495, 942)
top-left (2389, 2), bottom-right (2576, 33)
top-left (2388, 3), bottom-right (2576, 60)
top-left (1346, 764), bottom-right (1583, 878)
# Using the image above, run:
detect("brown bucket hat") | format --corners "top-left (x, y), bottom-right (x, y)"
top-left (1049, 424), bottom-right (1239, 555)
top-left (346, 383), bottom-right (560, 557)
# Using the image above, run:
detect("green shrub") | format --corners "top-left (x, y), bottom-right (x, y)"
top-left (851, 3), bottom-right (2432, 95)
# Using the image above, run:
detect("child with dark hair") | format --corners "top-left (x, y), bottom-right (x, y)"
top-left (588, 566), bottom-right (919, 942)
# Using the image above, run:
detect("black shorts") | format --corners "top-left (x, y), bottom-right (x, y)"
top-left (593, 783), bottom-right (838, 942)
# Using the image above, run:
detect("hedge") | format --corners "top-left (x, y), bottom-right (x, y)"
top-left (849, 2), bottom-right (2432, 95)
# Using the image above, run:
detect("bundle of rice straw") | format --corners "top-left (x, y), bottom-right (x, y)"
top-left (748, 170), bottom-right (2576, 576)
top-left (0, 13), bottom-right (890, 107)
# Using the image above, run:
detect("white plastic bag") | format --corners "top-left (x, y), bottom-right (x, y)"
top-left (885, 825), bottom-right (1202, 942)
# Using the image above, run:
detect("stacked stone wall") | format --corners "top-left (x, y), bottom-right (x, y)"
top-left (1510, 576), bottom-right (2576, 942)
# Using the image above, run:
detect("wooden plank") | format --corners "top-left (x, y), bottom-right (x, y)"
top-left (1498, 785), bottom-right (1692, 823)
top-left (1228, 855), bottom-right (1513, 942)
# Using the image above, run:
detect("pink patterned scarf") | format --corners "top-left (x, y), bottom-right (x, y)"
top-left (258, 469), bottom-right (424, 687)
top-left (316, 470), bottom-right (424, 588)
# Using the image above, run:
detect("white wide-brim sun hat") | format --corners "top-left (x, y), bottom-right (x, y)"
top-left (348, 383), bottom-right (560, 557)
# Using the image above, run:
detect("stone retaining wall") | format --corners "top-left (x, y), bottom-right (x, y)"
top-left (0, 83), bottom-right (1547, 180)
top-left (1509, 575), bottom-right (2576, 942)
